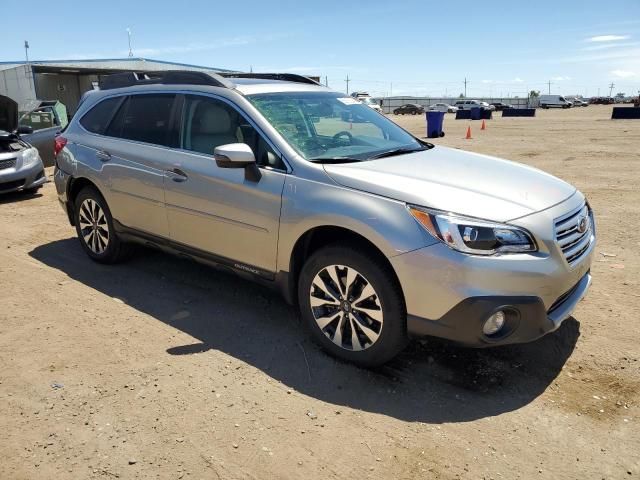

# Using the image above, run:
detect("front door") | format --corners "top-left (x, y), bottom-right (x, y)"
top-left (164, 94), bottom-right (286, 276)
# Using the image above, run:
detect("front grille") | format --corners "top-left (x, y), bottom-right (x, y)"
top-left (0, 179), bottom-right (25, 191)
top-left (0, 158), bottom-right (16, 170)
top-left (554, 203), bottom-right (594, 265)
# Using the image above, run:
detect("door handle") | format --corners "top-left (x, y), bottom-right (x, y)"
top-left (167, 168), bottom-right (188, 182)
top-left (96, 150), bottom-right (111, 162)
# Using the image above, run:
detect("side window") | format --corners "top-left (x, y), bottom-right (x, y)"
top-left (181, 95), bottom-right (285, 169)
top-left (79, 97), bottom-right (122, 134)
top-left (106, 94), bottom-right (177, 147)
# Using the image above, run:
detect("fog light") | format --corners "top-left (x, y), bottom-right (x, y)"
top-left (483, 310), bottom-right (506, 336)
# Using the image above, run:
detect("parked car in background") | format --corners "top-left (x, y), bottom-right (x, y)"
top-left (0, 95), bottom-right (47, 194)
top-left (454, 100), bottom-right (482, 110)
top-left (489, 102), bottom-right (513, 111)
top-left (589, 97), bottom-right (615, 105)
top-left (539, 95), bottom-right (573, 109)
top-left (428, 103), bottom-right (458, 113)
top-left (567, 97), bottom-right (588, 107)
top-left (454, 100), bottom-right (495, 111)
top-left (393, 103), bottom-right (425, 115)
top-left (53, 70), bottom-right (595, 367)
top-left (358, 96), bottom-right (382, 112)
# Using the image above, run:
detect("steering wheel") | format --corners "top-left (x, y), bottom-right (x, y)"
top-left (332, 131), bottom-right (354, 144)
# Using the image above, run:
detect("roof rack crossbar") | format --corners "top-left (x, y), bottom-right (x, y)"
top-left (98, 70), bottom-right (234, 90)
top-left (220, 72), bottom-right (321, 85)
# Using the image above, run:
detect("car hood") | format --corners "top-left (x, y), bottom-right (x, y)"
top-left (0, 95), bottom-right (18, 133)
top-left (323, 146), bottom-right (576, 222)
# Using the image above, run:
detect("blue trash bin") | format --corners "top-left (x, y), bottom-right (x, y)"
top-left (470, 107), bottom-right (482, 120)
top-left (426, 111), bottom-right (445, 138)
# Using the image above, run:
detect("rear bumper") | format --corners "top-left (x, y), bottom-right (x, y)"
top-left (407, 272), bottom-right (591, 346)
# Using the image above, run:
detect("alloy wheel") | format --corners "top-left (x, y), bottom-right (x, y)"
top-left (309, 264), bottom-right (383, 351)
top-left (78, 198), bottom-right (110, 254)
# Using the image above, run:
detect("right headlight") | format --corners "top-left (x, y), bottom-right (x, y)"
top-left (408, 205), bottom-right (537, 256)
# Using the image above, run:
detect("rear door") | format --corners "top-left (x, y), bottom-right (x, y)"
top-left (164, 94), bottom-right (286, 276)
top-left (79, 93), bottom-right (177, 237)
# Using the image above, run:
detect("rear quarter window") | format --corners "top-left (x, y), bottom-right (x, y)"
top-left (79, 97), bottom-right (122, 134)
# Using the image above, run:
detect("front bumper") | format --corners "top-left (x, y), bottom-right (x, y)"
top-left (406, 272), bottom-right (591, 346)
top-left (391, 194), bottom-right (595, 346)
top-left (0, 159), bottom-right (47, 194)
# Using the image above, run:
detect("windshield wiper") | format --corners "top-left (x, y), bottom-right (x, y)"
top-left (308, 157), bottom-right (362, 164)
top-left (367, 146), bottom-right (428, 160)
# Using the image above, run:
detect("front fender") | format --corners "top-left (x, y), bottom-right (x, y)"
top-left (276, 175), bottom-right (437, 272)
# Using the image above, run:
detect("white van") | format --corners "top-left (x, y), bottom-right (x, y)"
top-left (539, 95), bottom-right (572, 109)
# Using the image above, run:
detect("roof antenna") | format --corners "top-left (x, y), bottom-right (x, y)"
top-left (126, 28), bottom-right (134, 57)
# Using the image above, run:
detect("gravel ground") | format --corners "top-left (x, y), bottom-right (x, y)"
top-left (0, 104), bottom-right (638, 479)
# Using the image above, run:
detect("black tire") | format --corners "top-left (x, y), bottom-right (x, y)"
top-left (298, 244), bottom-right (407, 367)
top-left (74, 186), bottom-right (133, 264)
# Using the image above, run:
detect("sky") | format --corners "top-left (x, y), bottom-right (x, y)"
top-left (1, 0), bottom-right (639, 98)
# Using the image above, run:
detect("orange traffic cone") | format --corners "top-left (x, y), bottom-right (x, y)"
top-left (465, 126), bottom-right (472, 139)
top-left (481, 120), bottom-right (486, 130)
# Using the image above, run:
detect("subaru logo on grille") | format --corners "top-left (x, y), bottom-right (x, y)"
top-left (577, 215), bottom-right (589, 234)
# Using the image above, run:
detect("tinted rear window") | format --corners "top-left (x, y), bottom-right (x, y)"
top-left (106, 94), bottom-right (176, 146)
top-left (79, 97), bottom-right (122, 134)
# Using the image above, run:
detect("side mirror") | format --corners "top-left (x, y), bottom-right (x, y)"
top-left (214, 143), bottom-right (261, 182)
top-left (17, 125), bottom-right (33, 135)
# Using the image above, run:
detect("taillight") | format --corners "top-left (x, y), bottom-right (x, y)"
top-left (54, 136), bottom-right (67, 157)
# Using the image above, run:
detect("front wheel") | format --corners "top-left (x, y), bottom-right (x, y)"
top-left (298, 245), bottom-right (407, 367)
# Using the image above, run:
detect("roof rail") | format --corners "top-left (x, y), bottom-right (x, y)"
top-left (98, 70), bottom-right (234, 90)
top-left (220, 72), bottom-right (321, 86)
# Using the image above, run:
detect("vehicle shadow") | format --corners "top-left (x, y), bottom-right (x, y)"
top-left (30, 238), bottom-right (580, 423)
top-left (0, 190), bottom-right (43, 204)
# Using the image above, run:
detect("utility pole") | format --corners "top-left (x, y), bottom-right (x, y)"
top-left (325, 76), bottom-right (328, 87)
top-left (609, 82), bottom-right (615, 97)
top-left (463, 77), bottom-right (468, 97)
top-left (249, 65), bottom-right (253, 73)
top-left (390, 82), bottom-right (393, 97)
top-left (126, 28), bottom-right (133, 57)
top-left (547, 80), bottom-right (553, 94)
top-left (345, 74), bottom-right (350, 95)
top-left (24, 40), bottom-right (30, 63)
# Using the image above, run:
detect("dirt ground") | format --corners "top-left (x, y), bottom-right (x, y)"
top-left (1, 105), bottom-right (638, 479)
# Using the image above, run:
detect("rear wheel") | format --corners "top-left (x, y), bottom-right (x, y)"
top-left (298, 245), bottom-right (407, 367)
top-left (74, 186), bottom-right (132, 264)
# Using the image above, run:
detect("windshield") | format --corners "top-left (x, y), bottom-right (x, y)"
top-left (360, 97), bottom-right (378, 105)
top-left (247, 91), bottom-right (423, 161)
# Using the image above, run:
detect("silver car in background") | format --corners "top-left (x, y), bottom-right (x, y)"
top-left (1, 95), bottom-right (47, 194)
top-left (53, 71), bottom-right (595, 366)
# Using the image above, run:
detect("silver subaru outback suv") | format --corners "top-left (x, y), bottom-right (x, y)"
top-left (54, 71), bottom-right (595, 367)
